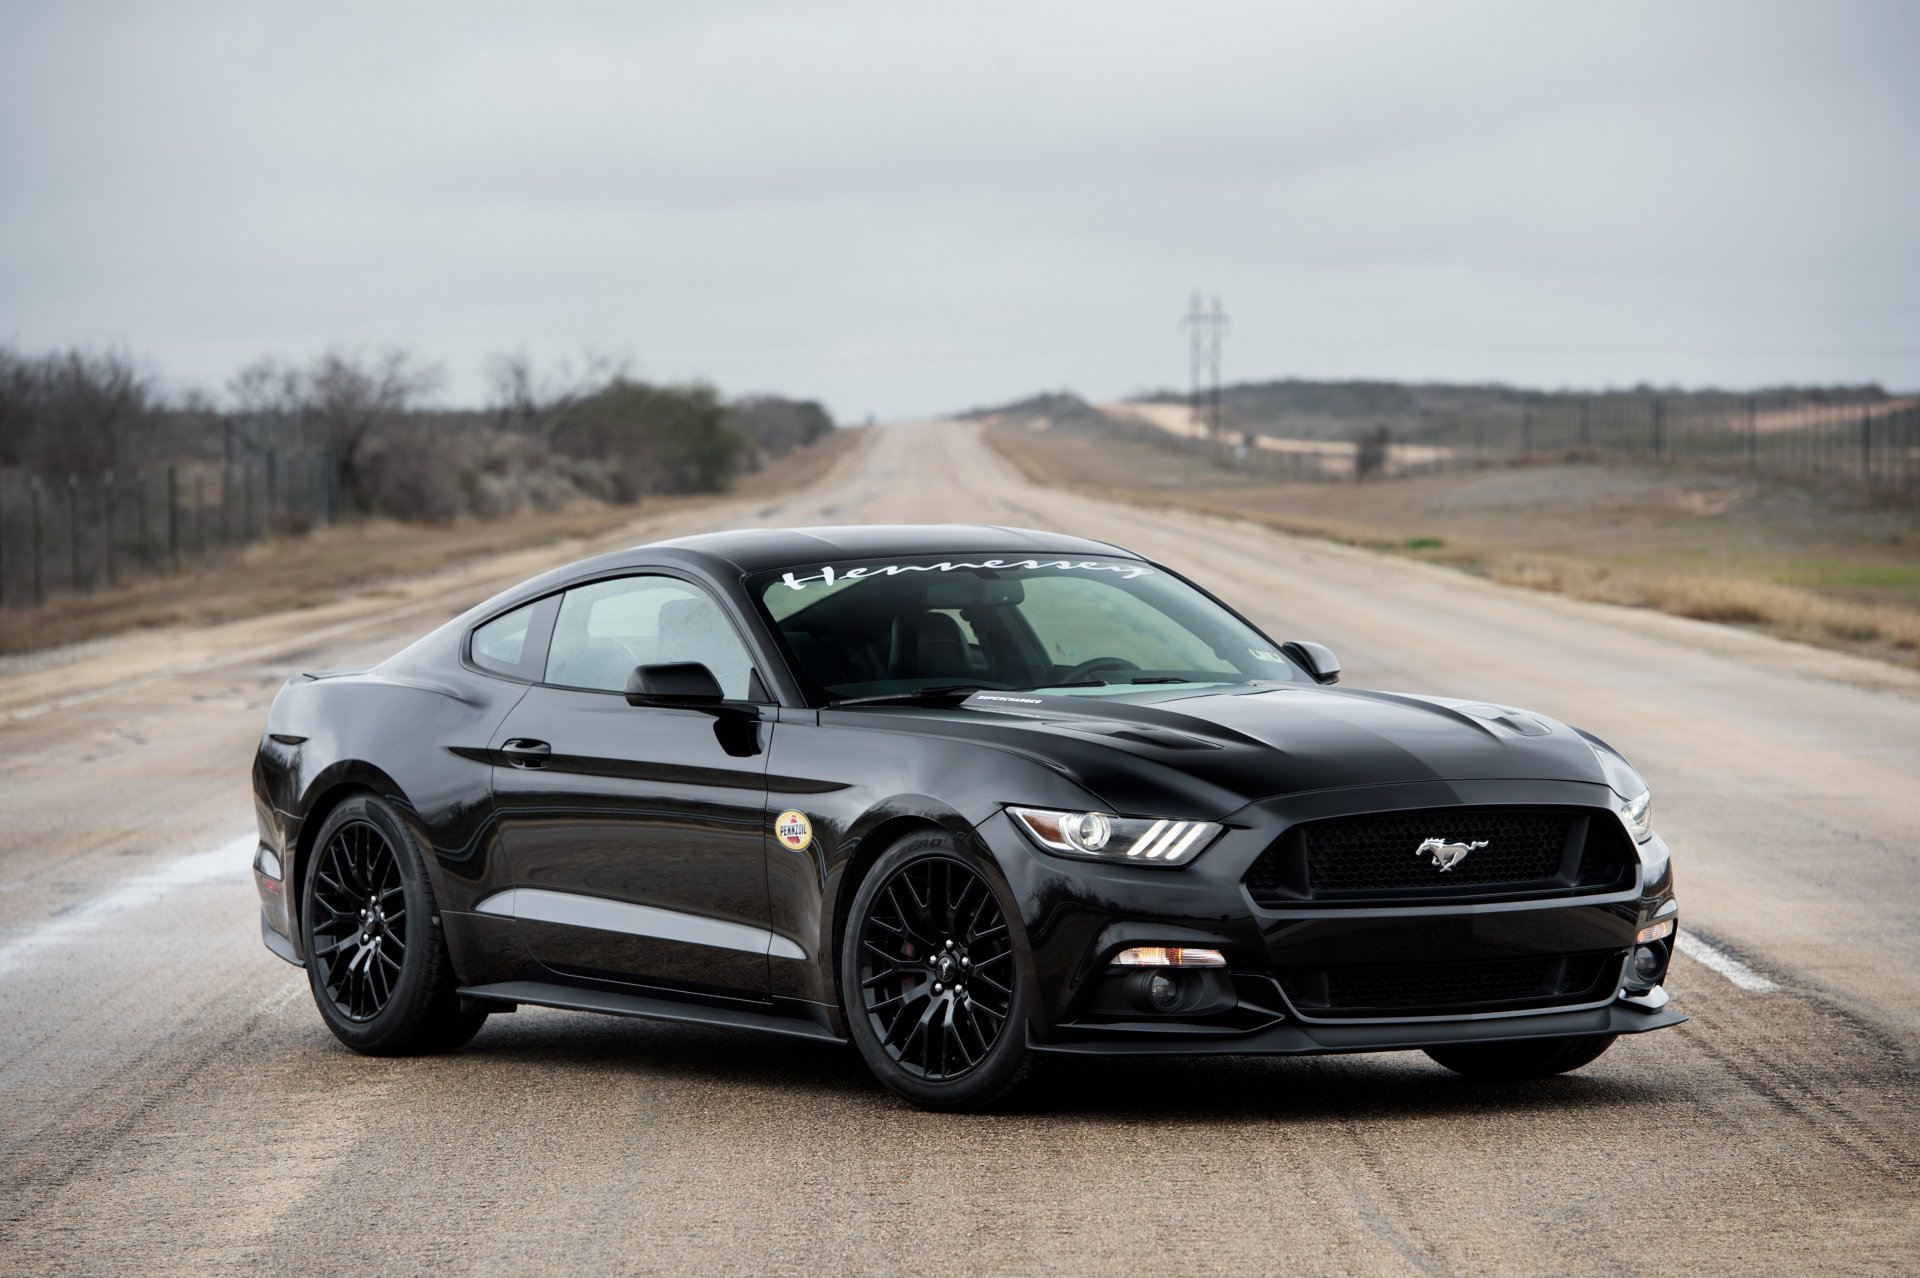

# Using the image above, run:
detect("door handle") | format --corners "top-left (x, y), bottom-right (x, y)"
top-left (502, 739), bottom-right (552, 768)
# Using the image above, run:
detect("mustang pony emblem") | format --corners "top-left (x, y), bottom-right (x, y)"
top-left (1416, 837), bottom-right (1487, 872)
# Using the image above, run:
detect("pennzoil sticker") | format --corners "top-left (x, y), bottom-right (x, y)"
top-left (774, 809), bottom-right (814, 851)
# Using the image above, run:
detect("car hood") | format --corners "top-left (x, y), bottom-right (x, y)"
top-left (856, 682), bottom-right (1630, 813)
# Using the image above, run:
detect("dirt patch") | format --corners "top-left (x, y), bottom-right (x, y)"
top-left (0, 428), bottom-right (867, 657)
top-left (984, 418), bottom-right (1920, 667)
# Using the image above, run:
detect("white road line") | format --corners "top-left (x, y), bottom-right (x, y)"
top-left (1675, 929), bottom-right (1780, 994)
top-left (0, 833), bottom-right (255, 977)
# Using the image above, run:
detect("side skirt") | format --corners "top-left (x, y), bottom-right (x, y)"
top-left (456, 979), bottom-right (848, 1045)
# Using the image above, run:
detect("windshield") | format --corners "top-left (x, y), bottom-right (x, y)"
top-left (748, 554), bottom-right (1300, 703)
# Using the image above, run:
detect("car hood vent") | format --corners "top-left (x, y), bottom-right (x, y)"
top-left (1050, 720), bottom-right (1221, 750)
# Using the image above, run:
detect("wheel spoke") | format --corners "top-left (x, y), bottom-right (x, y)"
top-left (309, 820), bottom-right (409, 1024)
top-left (971, 969), bottom-right (1012, 998)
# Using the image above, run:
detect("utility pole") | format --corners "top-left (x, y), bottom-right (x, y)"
top-left (1179, 292), bottom-right (1231, 454)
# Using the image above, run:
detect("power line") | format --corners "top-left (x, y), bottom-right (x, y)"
top-left (1179, 292), bottom-right (1231, 451)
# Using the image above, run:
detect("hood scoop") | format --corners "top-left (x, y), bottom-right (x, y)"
top-left (1455, 704), bottom-right (1556, 738)
top-left (1050, 719), bottom-right (1221, 751)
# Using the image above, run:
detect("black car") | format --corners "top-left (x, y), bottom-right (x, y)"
top-left (252, 524), bottom-right (1682, 1109)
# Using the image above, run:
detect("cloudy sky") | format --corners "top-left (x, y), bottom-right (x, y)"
top-left (2, 1), bottom-right (1915, 419)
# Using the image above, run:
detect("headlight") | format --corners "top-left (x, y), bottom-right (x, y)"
top-left (1619, 789), bottom-right (1653, 842)
top-left (1008, 806), bottom-right (1222, 866)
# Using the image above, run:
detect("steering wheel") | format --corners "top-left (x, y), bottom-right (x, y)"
top-left (1059, 656), bottom-right (1140, 684)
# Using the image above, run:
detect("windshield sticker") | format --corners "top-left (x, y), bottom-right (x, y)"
top-left (974, 694), bottom-right (1043, 705)
top-left (778, 559), bottom-right (1154, 590)
top-left (1249, 648), bottom-right (1288, 663)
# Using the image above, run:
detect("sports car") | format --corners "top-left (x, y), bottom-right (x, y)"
top-left (252, 524), bottom-right (1683, 1109)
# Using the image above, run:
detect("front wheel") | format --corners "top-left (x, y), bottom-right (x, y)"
top-left (840, 832), bottom-right (1034, 1111)
top-left (1424, 1032), bottom-right (1617, 1080)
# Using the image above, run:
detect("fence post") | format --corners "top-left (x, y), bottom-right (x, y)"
top-left (1747, 396), bottom-right (1758, 467)
top-left (1861, 408), bottom-right (1873, 485)
top-left (1579, 399), bottom-right (1591, 448)
top-left (104, 470), bottom-right (116, 586)
top-left (0, 484), bottom-right (6, 609)
top-left (243, 462), bottom-right (255, 540)
top-left (31, 477), bottom-right (44, 606)
top-left (1521, 410), bottom-right (1533, 455)
top-left (167, 465), bottom-right (180, 570)
top-left (68, 474), bottom-right (83, 592)
top-left (194, 473), bottom-right (206, 555)
top-left (267, 449), bottom-right (279, 520)
top-left (1651, 398), bottom-right (1665, 457)
top-left (135, 471), bottom-right (148, 568)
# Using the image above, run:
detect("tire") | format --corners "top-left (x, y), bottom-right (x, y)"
top-left (840, 831), bottom-right (1035, 1111)
top-left (300, 792), bottom-right (488, 1056)
top-left (1423, 1032), bottom-right (1617, 1080)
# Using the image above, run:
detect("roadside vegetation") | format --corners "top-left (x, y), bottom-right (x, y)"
top-left (0, 344), bottom-right (834, 523)
top-left (0, 342), bottom-right (842, 652)
top-left (0, 426), bottom-right (865, 657)
top-left (983, 410), bottom-right (1920, 669)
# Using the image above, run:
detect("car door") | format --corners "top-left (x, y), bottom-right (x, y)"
top-left (490, 572), bottom-right (778, 996)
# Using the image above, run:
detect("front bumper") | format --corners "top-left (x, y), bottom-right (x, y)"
top-left (977, 778), bottom-right (1683, 1055)
top-left (1031, 998), bottom-right (1685, 1056)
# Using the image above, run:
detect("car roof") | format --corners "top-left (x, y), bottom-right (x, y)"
top-left (472, 524), bottom-right (1145, 619)
top-left (639, 524), bottom-right (1140, 574)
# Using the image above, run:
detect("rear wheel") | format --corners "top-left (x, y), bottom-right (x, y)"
top-left (300, 793), bottom-right (487, 1055)
top-left (1424, 1032), bottom-right (1616, 1080)
top-left (841, 832), bottom-right (1034, 1111)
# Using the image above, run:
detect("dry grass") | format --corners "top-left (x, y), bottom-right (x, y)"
top-left (985, 419), bottom-right (1920, 668)
top-left (0, 427), bottom-right (867, 657)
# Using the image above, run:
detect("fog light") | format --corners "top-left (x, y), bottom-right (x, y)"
top-left (1636, 918), bottom-right (1675, 944)
top-left (1631, 945), bottom-right (1663, 983)
top-left (1145, 971), bottom-right (1180, 1011)
top-left (1111, 946), bottom-right (1226, 968)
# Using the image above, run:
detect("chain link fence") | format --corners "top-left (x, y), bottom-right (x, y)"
top-left (0, 451), bottom-right (340, 610)
top-left (1174, 395), bottom-right (1920, 501)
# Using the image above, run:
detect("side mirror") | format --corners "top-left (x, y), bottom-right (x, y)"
top-left (625, 662), bottom-right (724, 708)
top-left (1281, 640), bottom-right (1341, 685)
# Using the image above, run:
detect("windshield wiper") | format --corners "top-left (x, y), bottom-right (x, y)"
top-left (1128, 676), bottom-right (1196, 684)
top-left (826, 684), bottom-right (991, 708)
top-left (826, 679), bottom-right (1118, 708)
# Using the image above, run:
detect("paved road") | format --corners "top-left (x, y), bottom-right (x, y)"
top-left (3, 422), bottom-right (1917, 1275)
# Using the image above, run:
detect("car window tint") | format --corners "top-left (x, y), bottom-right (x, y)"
top-left (471, 604), bottom-right (536, 677)
top-left (546, 576), bottom-right (756, 698)
top-left (1018, 576), bottom-right (1238, 674)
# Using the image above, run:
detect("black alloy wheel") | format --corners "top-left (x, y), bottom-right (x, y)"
top-left (299, 793), bottom-right (488, 1055)
top-left (309, 819), bottom-right (408, 1022)
top-left (843, 833), bottom-right (1034, 1110)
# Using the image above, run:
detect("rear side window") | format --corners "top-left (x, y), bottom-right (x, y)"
top-left (469, 597), bottom-right (558, 680)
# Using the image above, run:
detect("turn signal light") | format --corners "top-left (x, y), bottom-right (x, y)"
top-left (1636, 919), bottom-right (1676, 944)
top-left (1111, 946), bottom-right (1226, 968)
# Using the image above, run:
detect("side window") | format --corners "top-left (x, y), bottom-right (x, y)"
top-left (469, 599), bottom-right (555, 680)
top-left (546, 576), bottom-right (758, 698)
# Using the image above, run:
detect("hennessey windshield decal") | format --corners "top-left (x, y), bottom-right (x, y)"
top-left (778, 559), bottom-right (1154, 590)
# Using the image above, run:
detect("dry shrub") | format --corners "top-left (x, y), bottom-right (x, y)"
top-left (1490, 555), bottom-right (1920, 659)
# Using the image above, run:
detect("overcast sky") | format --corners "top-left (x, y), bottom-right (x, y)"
top-left (2, 1), bottom-right (1916, 420)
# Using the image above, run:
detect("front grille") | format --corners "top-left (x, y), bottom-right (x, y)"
top-left (1278, 951), bottom-right (1617, 1017)
top-left (1243, 805), bottom-right (1637, 904)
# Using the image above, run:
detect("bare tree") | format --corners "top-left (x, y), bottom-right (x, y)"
top-left (304, 348), bottom-right (444, 507)
top-left (486, 349), bottom-right (629, 437)
top-left (0, 345), bottom-right (154, 472)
